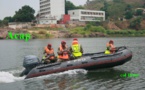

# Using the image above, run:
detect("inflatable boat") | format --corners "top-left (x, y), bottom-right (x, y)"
top-left (21, 46), bottom-right (132, 79)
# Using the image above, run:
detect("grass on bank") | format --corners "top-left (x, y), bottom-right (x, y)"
top-left (27, 25), bottom-right (145, 39)
top-left (30, 30), bottom-right (53, 39)
top-left (70, 25), bottom-right (145, 37)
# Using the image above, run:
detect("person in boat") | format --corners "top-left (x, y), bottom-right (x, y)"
top-left (70, 38), bottom-right (83, 59)
top-left (42, 44), bottom-right (56, 64)
top-left (57, 41), bottom-right (70, 62)
top-left (105, 40), bottom-right (116, 54)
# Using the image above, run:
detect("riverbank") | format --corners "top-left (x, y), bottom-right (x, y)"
top-left (28, 26), bottom-right (145, 38)
top-left (69, 26), bottom-right (145, 37)
top-left (1, 26), bottom-right (145, 40)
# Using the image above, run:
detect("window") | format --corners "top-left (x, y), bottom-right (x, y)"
top-left (81, 11), bottom-right (84, 14)
top-left (73, 12), bottom-right (75, 15)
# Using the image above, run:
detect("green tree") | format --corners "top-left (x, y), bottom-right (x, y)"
top-left (130, 17), bottom-right (142, 30)
top-left (65, 0), bottom-right (84, 14)
top-left (75, 5), bottom-right (84, 9)
top-left (125, 4), bottom-right (132, 11)
top-left (136, 9), bottom-right (143, 16)
top-left (0, 20), bottom-right (2, 26)
top-left (125, 11), bottom-right (133, 19)
top-left (65, 0), bottom-right (76, 14)
top-left (113, 0), bottom-right (123, 3)
top-left (107, 3), bottom-right (126, 20)
top-left (3, 16), bottom-right (14, 22)
top-left (84, 24), bottom-right (91, 31)
top-left (124, 5), bottom-right (133, 19)
top-left (100, 2), bottom-right (109, 19)
top-left (13, 5), bottom-right (35, 22)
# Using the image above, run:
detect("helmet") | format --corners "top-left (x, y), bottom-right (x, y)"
top-left (109, 40), bottom-right (114, 44)
top-left (61, 41), bottom-right (66, 44)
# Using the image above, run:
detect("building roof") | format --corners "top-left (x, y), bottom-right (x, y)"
top-left (68, 9), bottom-right (105, 12)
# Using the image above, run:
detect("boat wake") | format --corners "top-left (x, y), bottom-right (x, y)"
top-left (0, 69), bottom-right (88, 83)
top-left (31, 69), bottom-right (88, 80)
top-left (0, 71), bottom-right (25, 83)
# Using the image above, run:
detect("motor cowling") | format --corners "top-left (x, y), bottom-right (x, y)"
top-left (22, 55), bottom-right (41, 75)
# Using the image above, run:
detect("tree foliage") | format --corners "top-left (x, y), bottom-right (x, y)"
top-left (65, 0), bottom-right (84, 14)
top-left (108, 3), bottom-right (126, 20)
top-left (0, 20), bottom-right (2, 26)
top-left (135, 9), bottom-right (143, 16)
top-left (13, 5), bottom-right (35, 22)
top-left (3, 16), bottom-right (14, 22)
top-left (125, 4), bottom-right (132, 11)
top-left (124, 5), bottom-right (133, 19)
top-left (65, 0), bottom-right (76, 14)
top-left (130, 17), bottom-right (142, 30)
top-left (101, 1), bottom-right (127, 20)
top-left (125, 11), bottom-right (133, 19)
top-left (75, 5), bottom-right (84, 9)
top-left (100, 2), bottom-right (109, 19)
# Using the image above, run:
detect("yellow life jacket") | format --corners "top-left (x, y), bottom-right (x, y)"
top-left (105, 46), bottom-right (111, 54)
top-left (105, 50), bottom-right (111, 54)
top-left (71, 44), bottom-right (82, 57)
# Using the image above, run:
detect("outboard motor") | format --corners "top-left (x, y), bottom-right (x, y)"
top-left (20, 55), bottom-right (41, 76)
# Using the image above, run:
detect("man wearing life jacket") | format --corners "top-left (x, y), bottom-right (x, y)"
top-left (70, 38), bottom-right (83, 59)
top-left (105, 40), bottom-right (116, 54)
top-left (43, 44), bottom-right (56, 64)
top-left (57, 41), bottom-right (70, 62)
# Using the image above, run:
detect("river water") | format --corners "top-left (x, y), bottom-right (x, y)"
top-left (0, 37), bottom-right (145, 90)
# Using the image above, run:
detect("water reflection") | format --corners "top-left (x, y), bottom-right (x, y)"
top-left (23, 68), bottom-right (132, 90)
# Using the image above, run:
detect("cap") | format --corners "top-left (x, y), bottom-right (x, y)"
top-left (47, 44), bottom-right (52, 47)
top-left (109, 40), bottom-right (114, 44)
top-left (73, 38), bottom-right (78, 41)
top-left (61, 41), bottom-right (66, 44)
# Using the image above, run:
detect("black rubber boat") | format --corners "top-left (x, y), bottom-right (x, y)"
top-left (21, 46), bottom-right (132, 79)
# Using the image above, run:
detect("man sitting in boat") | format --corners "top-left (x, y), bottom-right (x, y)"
top-left (42, 44), bottom-right (56, 64)
top-left (105, 40), bottom-right (116, 54)
top-left (57, 41), bottom-right (70, 62)
top-left (70, 38), bottom-right (83, 59)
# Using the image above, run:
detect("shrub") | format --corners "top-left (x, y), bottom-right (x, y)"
top-left (130, 17), bottom-right (142, 30)
top-left (45, 33), bottom-right (52, 37)
top-left (84, 24), bottom-right (91, 31)
top-left (31, 32), bottom-right (39, 38)
top-left (38, 30), bottom-right (47, 34)
top-left (90, 26), bottom-right (106, 33)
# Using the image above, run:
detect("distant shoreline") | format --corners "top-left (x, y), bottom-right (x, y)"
top-left (0, 27), bottom-right (145, 40)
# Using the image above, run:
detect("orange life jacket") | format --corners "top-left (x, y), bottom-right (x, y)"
top-left (44, 47), bottom-right (55, 60)
top-left (58, 45), bottom-right (69, 60)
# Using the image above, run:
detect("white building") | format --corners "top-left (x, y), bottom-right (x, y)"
top-left (68, 9), bottom-right (105, 22)
top-left (8, 22), bottom-right (32, 29)
top-left (38, 0), bottom-right (65, 24)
